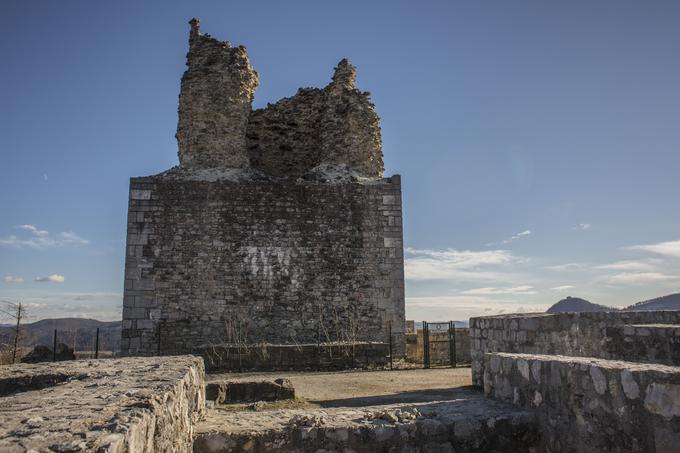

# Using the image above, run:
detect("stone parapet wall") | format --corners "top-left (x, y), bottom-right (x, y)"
top-left (483, 352), bottom-right (680, 453)
top-left (470, 311), bottom-right (680, 386)
top-left (194, 388), bottom-right (539, 452)
top-left (122, 175), bottom-right (405, 358)
top-left (604, 324), bottom-right (680, 366)
top-left (0, 356), bottom-right (205, 452)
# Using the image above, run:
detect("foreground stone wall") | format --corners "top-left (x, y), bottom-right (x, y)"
top-left (0, 356), bottom-right (205, 452)
top-left (122, 175), bottom-right (405, 356)
top-left (470, 311), bottom-right (680, 386)
top-left (484, 352), bottom-right (680, 453)
top-left (194, 388), bottom-right (539, 452)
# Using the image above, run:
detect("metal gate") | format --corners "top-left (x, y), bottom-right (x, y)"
top-left (422, 321), bottom-right (456, 368)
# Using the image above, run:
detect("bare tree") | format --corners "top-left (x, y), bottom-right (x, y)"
top-left (0, 300), bottom-right (28, 364)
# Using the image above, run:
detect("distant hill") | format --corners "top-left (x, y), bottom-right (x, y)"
top-left (625, 293), bottom-right (680, 311)
top-left (546, 296), bottom-right (613, 314)
top-left (0, 318), bottom-right (121, 352)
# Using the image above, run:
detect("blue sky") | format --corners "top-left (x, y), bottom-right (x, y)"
top-left (1, 0), bottom-right (679, 322)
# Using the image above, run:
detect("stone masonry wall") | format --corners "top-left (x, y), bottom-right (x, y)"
top-left (176, 19), bottom-right (259, 168)
top-left (0, 356), bottom-right (205, 452)
top-left (484, 352), bottom-right (680, 453)
top-left (470, 311), bottom-right (680, 386)
top-left (247, 59), bottom-right (383, 178)
top-left (122, 175), bottom-right (405, 357)
top-left (123, 19), bottom-right (404, 362)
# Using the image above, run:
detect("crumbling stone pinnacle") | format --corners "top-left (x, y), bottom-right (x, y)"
top-left (189, 17), bottom-right (200, 36)
top-left (331, 58), bottom-right (357, 89)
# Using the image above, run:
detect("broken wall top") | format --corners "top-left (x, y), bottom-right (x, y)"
top-left (176, 18), bottom-right (384, 179)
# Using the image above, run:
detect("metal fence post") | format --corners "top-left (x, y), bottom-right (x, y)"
top-left (95, 327), bottom-right (100, 359)
top-left (423, 321), bottom-right (430, 369)
top-left (53, 329), bottom-right (57, 361)
top-left (452, 322), bottom-right (457, 368)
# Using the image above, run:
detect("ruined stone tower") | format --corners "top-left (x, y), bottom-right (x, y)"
top-left (121, 19), bottom-right (405, 359)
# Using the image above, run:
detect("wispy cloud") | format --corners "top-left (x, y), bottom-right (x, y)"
top-left (405, 247), bottom-right (517, 281)
top-left (34, 274), bottom-right (65, 283)
top-left (572, 223), bottom-right (591, 231)
top-left (550, 285), bottom-right (575, 291)
top-left (545, 262), bottom-right (587, 272)
top-left (486, 229), bottom-right (532, 246)
top-left (2, 276), bottom-right (24, 283)
top-left (0, 289), bottom-right (122, 321)
top-left (604, 272), bottom-right (679, 285)
top-left (626, 239), bottom-right (680, 258)
top-left (595, 259), bottom-right (660, 272)
top-left (0, 225), bottom-right (89, 250)
top-left (460, 285), bottom-right (536, 296)
top-left (405, 295), bottom-right (548, 320)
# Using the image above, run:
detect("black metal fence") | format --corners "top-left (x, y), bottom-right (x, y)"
top-left (422, 321), bottom-right (457, 368)
top-left (21, 327), bottom-right (119, 363)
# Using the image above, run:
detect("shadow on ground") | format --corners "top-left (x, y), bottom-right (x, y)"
top-left (312, 386), bottom-right (480, 408)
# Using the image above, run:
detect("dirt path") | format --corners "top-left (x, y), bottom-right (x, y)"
top-left (207, 367), bottom-right (472, 407)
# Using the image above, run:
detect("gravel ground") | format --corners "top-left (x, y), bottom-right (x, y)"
top-left (207, 367), bottom-right (472, 407)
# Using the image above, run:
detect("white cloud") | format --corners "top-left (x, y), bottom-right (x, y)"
top-left (2, 275), bottom-right (24, 283)
top-left (460, 286), bottom-right (536, 296)
top-left (550, 285), bottom-right (575, 291)
top-left (487, 229), bottom-right (532, 246)
top-left (405, 295), bottom-right (548, 321)
top-left (0, 225), bottom-right (89, 249)
top-left (604, 272), bottom-right (679, 285)
top-left (504, 229), bottom-right (531, 244)
top-left (595, 260), bottom-right (660, 272)
top-left (405, 247), bottom-right (517, 281)
top-left (572, 223), bottom-right (591, 231)
top-left (34, 274), bottom-right (65, 283)
top-left (626, 240), bottom-right (680, 258)
top-left (545, 262), bottom-right (586, 272)
top-left (0, 289), bottom-right (121, 321)
top-left (18, 224), bottom-right (49, 236)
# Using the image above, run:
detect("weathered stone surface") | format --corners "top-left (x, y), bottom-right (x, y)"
top-left (122, 175), bottom-right (405, 359)
top-left (193, 388), bottom-right (539, 452)
top-left (123, 20), bottom-right (405, 364)
top-left (176, 18), bottom-right (383, 179)
top-left (484, 352), bottom-right (680, 453)
top-left (177, 19), bottom-right (258, 168)
top-left (247, 59), bottom-right (383, 178)
top-left (470, 311), bottom-right (680, 386)
top-left (0, 356), bottom-right (205, 452)
top-left (605, 323), bottom-right (680, 366)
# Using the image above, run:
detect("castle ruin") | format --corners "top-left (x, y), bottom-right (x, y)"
top-left (121, 19), bottom-right (405, 359)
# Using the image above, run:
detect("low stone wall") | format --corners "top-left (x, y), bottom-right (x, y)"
top-left (194, 388), bottom-right (539, 452)
top-left (0, 356), bottom-right (205, 452)
top-left (605, 324), bottom-right (680, 366)
top-left (195, 342), bottom-right (389, 372)
top-left (405, 328), bottom-right (471, 364)
top-left (470, 311), bottom-right (680, 386)
top-left (483, 352), bottom-right (680, 453)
